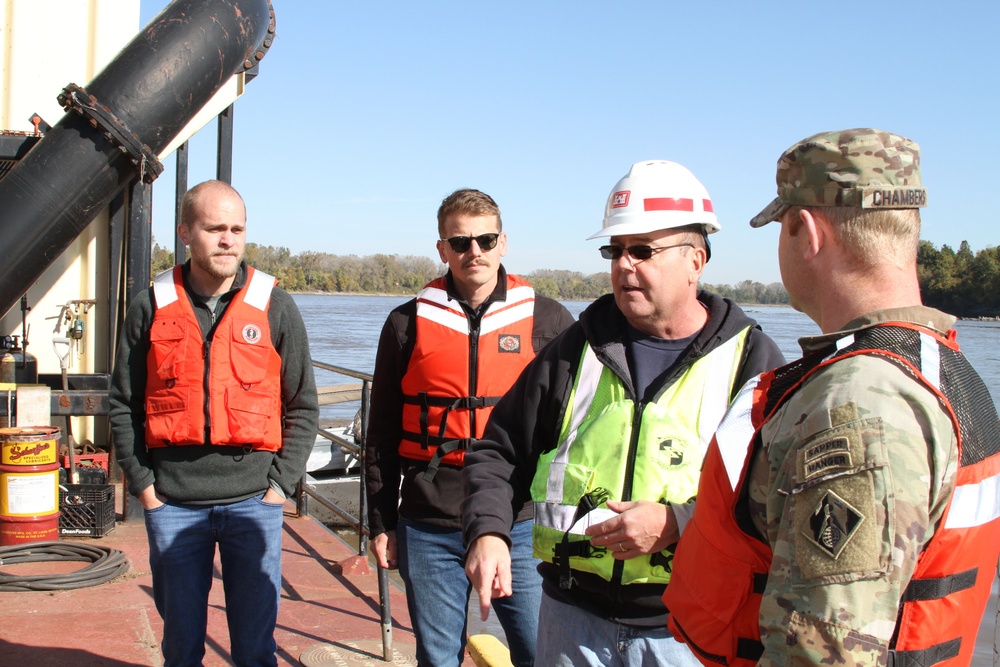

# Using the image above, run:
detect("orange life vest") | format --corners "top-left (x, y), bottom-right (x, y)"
top-left (145, 265), bottom-right (283, 452)
top-left (399, 274), bottom-right (536, 473)
top-left (664, 323), bottom-right (1000, 667)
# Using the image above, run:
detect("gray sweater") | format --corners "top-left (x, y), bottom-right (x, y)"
top-left (110, 261), bottom-right (319, 503)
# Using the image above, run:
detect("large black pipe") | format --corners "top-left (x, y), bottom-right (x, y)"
top-left (0, 0), bottom-right (274, 318)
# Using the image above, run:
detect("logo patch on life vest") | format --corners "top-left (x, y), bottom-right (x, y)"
top-left (805, 490), bottom-right (864, 559)
top-left (659, 439), bottom-right (684, 466)
top-left (498, 334), bottom-right (520, 353)
top-left (241, 323), bottom-right (263, 344)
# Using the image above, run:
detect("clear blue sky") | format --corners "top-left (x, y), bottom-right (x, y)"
top-left (140, 0), bottom-right (999, 286)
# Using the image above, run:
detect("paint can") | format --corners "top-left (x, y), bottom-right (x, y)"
top-left (0, 426), bottom-right (61, 545)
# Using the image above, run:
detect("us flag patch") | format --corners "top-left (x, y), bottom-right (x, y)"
top-left (498, 334), bottom-right (521, 353)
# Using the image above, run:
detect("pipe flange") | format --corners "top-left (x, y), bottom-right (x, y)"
top-left (57, 83), bottom-right (164, 184)
top-left (243, 0), bottom-right (277, 72)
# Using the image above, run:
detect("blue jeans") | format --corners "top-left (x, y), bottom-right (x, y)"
top-left (535, 589), bottom-right (701, 666)
top-left (145, 494), bottom-right (285, 667)
top-left (397, 518), bottom-right (541, 667)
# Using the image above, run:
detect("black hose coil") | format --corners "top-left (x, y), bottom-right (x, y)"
top-left (0, 541), bottom-right (130, 591)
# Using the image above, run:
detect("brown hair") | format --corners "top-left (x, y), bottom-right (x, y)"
top-left (437, 189), bottom-right (502, 237)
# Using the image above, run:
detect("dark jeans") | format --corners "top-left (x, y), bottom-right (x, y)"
top-left (145, 494), bottom-right (285, 667)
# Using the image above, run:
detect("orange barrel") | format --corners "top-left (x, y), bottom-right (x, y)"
top-left (0, 426), bottom-right (61, 545)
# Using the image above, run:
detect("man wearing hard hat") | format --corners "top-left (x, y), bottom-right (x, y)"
top-left (462, 161), bottom-right (785, 665)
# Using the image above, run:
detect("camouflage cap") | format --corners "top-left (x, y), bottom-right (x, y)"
top-left (749, 128), bottom-right (927, 228)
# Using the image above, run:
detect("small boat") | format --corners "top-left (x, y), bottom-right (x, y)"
top-left (307, 421), bottom-right (361, 475)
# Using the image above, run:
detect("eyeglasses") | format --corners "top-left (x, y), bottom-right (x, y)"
top-left (441, 233), bottom-right (500, 253)
top-left (599, 242), bottom-right (694, 261)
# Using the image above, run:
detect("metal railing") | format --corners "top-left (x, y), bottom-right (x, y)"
top-left (294, 360), bottom-right (396, 662)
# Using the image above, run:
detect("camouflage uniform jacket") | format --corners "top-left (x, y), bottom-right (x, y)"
top-left (752, 306), bottom-right (964, 665)
top-left (668, 304), bottom-right (1000, 665)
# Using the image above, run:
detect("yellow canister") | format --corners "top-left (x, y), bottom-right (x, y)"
top-left (0, 426), bottom-right (60, 466)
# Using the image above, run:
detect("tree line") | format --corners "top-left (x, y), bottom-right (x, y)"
top-left (917, 241), bottom-right (1000, 317)
top-left (151, 239), bottom-right (999, 316)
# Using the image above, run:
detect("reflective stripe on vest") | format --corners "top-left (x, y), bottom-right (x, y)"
top-left (532, 326), bottom-right (750, 586)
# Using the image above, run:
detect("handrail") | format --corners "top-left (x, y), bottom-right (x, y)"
top-left (295, 360), bottom-right (395, 660)
top-left (311, 360), bottom-right (373, 381)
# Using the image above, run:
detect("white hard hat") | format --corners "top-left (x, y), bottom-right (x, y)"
top-left (588, 160), bottom-right (721, 239)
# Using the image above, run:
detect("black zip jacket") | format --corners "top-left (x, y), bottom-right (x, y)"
top-left (462, 291), bottom-right (785, 624)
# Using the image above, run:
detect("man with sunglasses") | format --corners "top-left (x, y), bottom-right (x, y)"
top-left (364, 188), bottom-right (574, 667)
top-left (462, 160), bottom-right (785, 665)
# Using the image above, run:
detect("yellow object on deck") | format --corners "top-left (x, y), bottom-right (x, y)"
top-left (467, 634), bottom-right (513, 667)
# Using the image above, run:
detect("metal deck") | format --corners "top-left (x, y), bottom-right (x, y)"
top-left (0, 494), bottom-right (480, 666)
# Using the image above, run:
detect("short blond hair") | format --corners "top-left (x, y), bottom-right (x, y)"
top-left (794, 206), bottom-right (920, 268)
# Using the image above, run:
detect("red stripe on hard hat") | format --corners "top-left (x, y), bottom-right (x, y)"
top-left (703, 199), bottom-right (713, 212)
top-left (644, 198), bottom-right (693, 212)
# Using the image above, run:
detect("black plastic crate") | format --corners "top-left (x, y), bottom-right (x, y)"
top-left (59, 484), bottom-right (115, 537)
top-left (58, 467), bottom-right (107, 485)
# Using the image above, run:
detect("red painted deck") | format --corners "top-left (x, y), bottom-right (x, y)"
top-left (0, 492), bottom-right (479, 666)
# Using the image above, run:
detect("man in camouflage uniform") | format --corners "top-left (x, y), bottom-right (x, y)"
top-left (663, 129), bottom-right (1000, 666)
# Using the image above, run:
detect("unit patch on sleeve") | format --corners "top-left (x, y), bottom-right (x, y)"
top-left (805, 490), bottom-right (864, 559)
top-left (498, 334), bottom-right (521, 353)
top-left (793, 448), bottom-right (883, 580)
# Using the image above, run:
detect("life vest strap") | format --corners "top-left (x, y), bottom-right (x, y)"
top-left (736, 637), bottom-right (764, 662)
top-left (649, 548), bottom-right (675, 572)
top-left (422, 439), bottom-right (469, 482)
top-left (889, 638), bottom-right (961, 667)
top-left (901, 568), bottom-right (976, 602)
top-left (553, 488), bottom-right (611, 589)
top-left (553, 538), bottom-right (607, 590)
top-left (403, 392), bottom-right (503, 448)
top-left (402, 393), bottom-right (502, 409)
top-left (401, 430), bottom-right (472, 450)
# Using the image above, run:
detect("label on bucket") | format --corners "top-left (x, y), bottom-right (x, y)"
top-left (1, 427), bottom-right (60, 466)
top-left (0, 472), bottom-right (58, 515)
top-left (1, 439), bottom-right (58, 465)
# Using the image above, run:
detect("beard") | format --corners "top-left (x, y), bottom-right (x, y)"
top-left (196, 252), bottom-right (241, 280)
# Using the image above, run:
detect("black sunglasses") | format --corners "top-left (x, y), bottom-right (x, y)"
top-left (599, 242), bottom-right (694, 261)
top-left (441, 233), bottom-right (500, 253)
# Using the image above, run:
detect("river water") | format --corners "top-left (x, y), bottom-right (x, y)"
top-left (294, 293), bottom-right (1000, 664)
top-left (294, 294), bottom-right (1000, 417)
